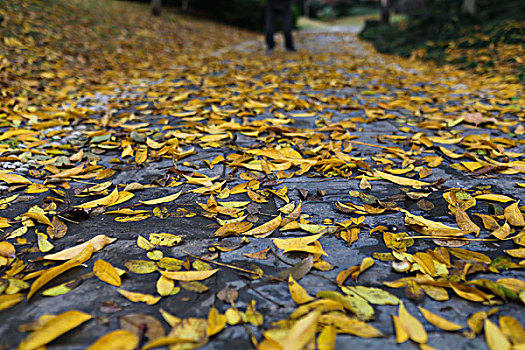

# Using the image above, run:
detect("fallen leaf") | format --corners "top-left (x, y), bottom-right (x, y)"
top-left (93, 259), bottom-right (121, 286)
top-left (86, 329), bottom-right (139, 350)
top-left (19, 310), bottom-right (92, 350)
top-left (117, 289), bottom-right (161, 305)
top-left (44, 235), bottom-right (116, 260)
top-left (28, 244), bottom-right (94, 300)
top-left (161, 269), bottom-right (218, 281)
top-left (418, 307), bottom-right (463, 331)
top-left (398, 303), bottom-right (428, 344)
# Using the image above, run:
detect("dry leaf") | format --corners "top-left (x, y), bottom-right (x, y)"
top-left (93, 259), bottom-right (121, 287)
top-left (86, 329), bottom-right (139, 350)
top-left (19, 310), bottom-right (92, 350)
top-left (44, 235), bottom-right (116, 260)
top-left (28, 244), bottom-right (94, 300)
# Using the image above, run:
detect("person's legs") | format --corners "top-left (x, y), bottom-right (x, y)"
top-left (265, 1), bottom-right (276, 50)
top-left (281, 0), bottom-right (295, 51)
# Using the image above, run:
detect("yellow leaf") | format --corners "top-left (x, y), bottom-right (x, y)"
top-left (207, 306), bottom-right (227, 336)
top-left (359, 175), bottom-right (371, 190)
top-left (49, 163), bottom-right (85, 178)
top-left (288, 275), bottom-right (314, 304)
top-left (449, 248), bottom-right (491, 264)
top-left (455, 208), bottom-right (480, 236)
top-left (117, 289), bottom-right (161, 305)
top-left (37, 232), bottom-right (54, 252)
top-left (273, 233), bottom-right (324, 252)
top-left (137, 235), bottom-right (155, 251)
top-left (214, 222), bottom-right (253, 237)
top-left (157, 275), bottom-right (175, 296)
top-left (499, 316), bottom-right (525, 345)
top-left (76, 187), bottom-right (119, 209)
top-left (404, 210), bottom-right (467, 236)
top-left (19, 310), bottom-right (92, 350)
top-left (317, 325), bottom-right (336, 350)
top-left (319, 313), bottom-right (383, 338)
top-left (21, 212), bottom-right (53, 227)
top-left (125, 260), bottom-right (157, 274)
top-left (475, 194), bottom-right (514, 203)
top-left (0, 241), bottom-right (16, 258)
top-left (86, 330), bottom-right (139, 350)
top-left (342, 286), bottom-right (399, 305)
top-left (373, 170), bottom-right (430, 188)
top-left (418, 307), bottom-right (463, 331)
top-left (485, 319), bottom-right (511, 350)
top-left (94, 259), bottom-right (121, 287)
top-left (142, 191), bottom-right (182, 205)
top-left (504, 202), bottom-right (525, 227)
top-left (161, 269), bottom-right (219, 281)
top-left (44, 235), bottom-right (116, 260)
top-left (398, 303), bottom-right (428, 344)
top-left (281, 310), bottom-right (321, 350)
top-left (0, 294), bottom-right (24, 311)
top-left (243, 214), bottom-right (282, 237)
top-left (491, 222), bottom-right (511, 240)
top-left (0, 173), bottom-right (32, 184)
top-left (149, 233), bottom-right (183, 247)
top-left (28, 244), bottom-right (94, 300)
top-left (393, 315), bottom-right (409, 343)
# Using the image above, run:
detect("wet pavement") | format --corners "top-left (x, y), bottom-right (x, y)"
top-left (0, 28), bottom-right (524, 350)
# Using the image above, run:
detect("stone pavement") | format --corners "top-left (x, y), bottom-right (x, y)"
top-left (0, 28), bottom-right (524, 349)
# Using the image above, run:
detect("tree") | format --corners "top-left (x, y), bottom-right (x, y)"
top-left (151, 0), bottom-right (161, 16)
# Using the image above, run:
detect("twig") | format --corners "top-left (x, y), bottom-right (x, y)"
top-left (57, 215), bottom-right (79, 224)
top-left (182, 251), bottom-right (286, 282)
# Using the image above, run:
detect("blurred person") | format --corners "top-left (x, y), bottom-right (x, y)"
top-left (265, 0), bottom-right (295, 52)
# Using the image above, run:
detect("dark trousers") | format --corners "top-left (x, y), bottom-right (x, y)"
top-left (265, 0), bottom-right (294, 50)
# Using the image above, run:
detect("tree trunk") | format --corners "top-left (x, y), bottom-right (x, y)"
top-left (381, 0), bottom-right (390, 24)
top-left (182, 0), bottom-right (189, 11)
top-left (151, 0), bottom-right (161, 16)
top-left (462, 0), bottom-right (476, 15)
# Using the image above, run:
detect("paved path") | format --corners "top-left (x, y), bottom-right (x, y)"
top-left (1, 28), bottom-right (524, 349)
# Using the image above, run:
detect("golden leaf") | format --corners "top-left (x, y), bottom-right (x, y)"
top-left (19, 310), bottom-right (92, 350)
top-left (398, 303), bottom-right (428, 344)
top-left (86, 330), bottom-right (139, 350)
top-left (0, 173), bottom-right (32, 185)
top-left (393, 315), bottom-right (409, 343)
top-left (418, 307), bottom-right (463, 331)
top-left (499, 316), bottom-right (525, 345)
top-left (280, 310), bottom-right (321, 350)
top-left (125, 260), bottom-right (157, 274)
top-left (504, 202), bottom-right (525, 227)
top-left (288, 275), bottom-right (314, 304)
top-left (76, 187), bottom-right (119, 209)
top-left (161, 269), bottom-right (219, 281)
top-left (242, 214), bottom-right (282, 237)
top-left (475, 194), bottom-right (514, 203)
top-left (485, 318), bottom-right (511, 350)
top-left (149, 233), bottom-right (183, 247)
top-left (207, 306), bottom-right (227, 336)
top-left (44, 235), bottom-right (116, 260)
top-left (0, 241), bottom-right (16, 258)
top-left (0, 294), bottom-right (24, 311)
top-left (373, 170), bottom-right (430, 188)
top-left (142, 191), bottom-right (182, 205)
top-left (117, 289), bottom-right (161, 305)
top-left (455, 208), bottom-right (480, 236)
top-left (28, 244), bottom-right (94, 300)
top-left (157, 275), bottom-right (176, 296)
top-left (93, 259), bottom-right (121, 287)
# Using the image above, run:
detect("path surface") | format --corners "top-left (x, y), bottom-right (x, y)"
top-left (1, 29), bottom-right (524, 350)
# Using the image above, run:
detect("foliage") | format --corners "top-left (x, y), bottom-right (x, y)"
top-left (360, 0), bottom-right (525, 81)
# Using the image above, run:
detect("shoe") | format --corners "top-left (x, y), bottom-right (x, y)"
top-left (285, 46), bottom-right (296, 52)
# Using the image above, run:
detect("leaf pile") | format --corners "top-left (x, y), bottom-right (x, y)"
top-left (0, 0), bottom-right (524, 349)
